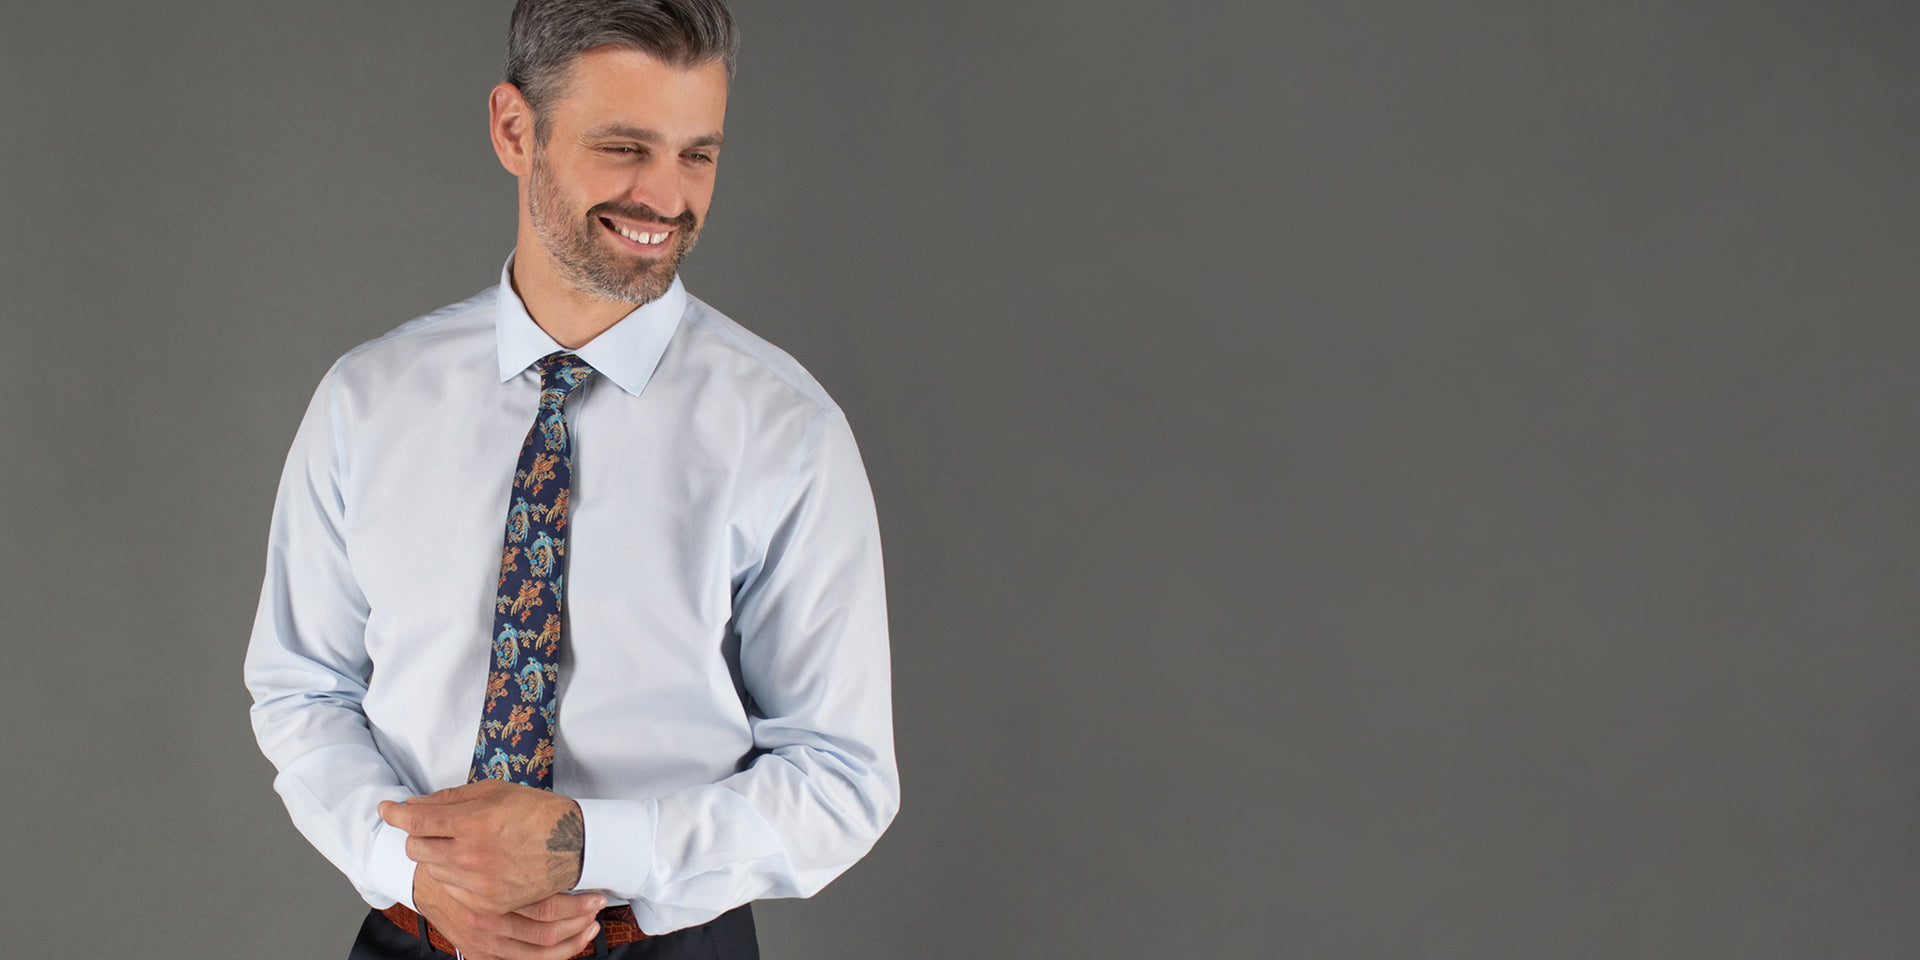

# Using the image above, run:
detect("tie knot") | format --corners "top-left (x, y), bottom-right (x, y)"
top-left (536, 353), bottom-right (595, 408)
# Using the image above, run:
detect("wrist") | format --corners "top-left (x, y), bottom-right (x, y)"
top-left (550, 797), bottom-right (586, 890)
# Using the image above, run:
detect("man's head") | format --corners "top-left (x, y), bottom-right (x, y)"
top-left (491, 0), bottom-right (738, 307)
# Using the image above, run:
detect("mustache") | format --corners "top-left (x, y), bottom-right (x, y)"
top-left (589, 201), bottom-right (698, 230)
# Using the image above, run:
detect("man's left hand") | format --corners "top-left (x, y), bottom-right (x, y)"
top-left (380, 780), bottom-right (587, 914)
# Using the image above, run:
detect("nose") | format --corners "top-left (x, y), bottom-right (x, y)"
top-left (623, 157), bottom-right (686, 220)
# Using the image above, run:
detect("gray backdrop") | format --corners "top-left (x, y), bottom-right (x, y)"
top-left (4, 1), bottom-right (1919, 957)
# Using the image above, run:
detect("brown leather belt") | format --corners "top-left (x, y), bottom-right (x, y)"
top-left (381, 901), bottom-right (646, 958)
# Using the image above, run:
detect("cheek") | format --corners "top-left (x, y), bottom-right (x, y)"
top-left (681, 175), bottom-right (718, 216)
top-left (566, 165), bottom-right (632, 207)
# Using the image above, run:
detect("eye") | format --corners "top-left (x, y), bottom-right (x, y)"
top-left (684, 152), bottom-right (715, 165)
top-left (600, 145), bottom-right (643, 156)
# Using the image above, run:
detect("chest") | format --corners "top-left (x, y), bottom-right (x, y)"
top-left (338, 384), bottom-right (760, 654)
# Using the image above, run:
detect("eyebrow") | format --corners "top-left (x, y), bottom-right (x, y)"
top-left (580, 124), bottom-right (725, 149)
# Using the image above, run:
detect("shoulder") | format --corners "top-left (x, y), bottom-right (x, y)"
top-left (670, 293), bottom-right (844, 421)
top-left (322, 286), bottom-right (498, 398)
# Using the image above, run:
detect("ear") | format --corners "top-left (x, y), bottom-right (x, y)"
top-left (489, 82), bottom-right (536, 177)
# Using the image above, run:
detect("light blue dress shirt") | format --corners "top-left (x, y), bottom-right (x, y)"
top-left (243, 258), bottom-right (897, 935)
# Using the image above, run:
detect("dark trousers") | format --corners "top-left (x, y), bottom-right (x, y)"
top-left (347, 904), bottom-right (758, 960)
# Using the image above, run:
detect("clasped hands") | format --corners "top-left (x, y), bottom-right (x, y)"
top-left (379, 779), bottom-right (603, 960)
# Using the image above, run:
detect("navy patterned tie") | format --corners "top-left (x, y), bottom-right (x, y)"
top-left (470, 352), bottom-right (595, 788)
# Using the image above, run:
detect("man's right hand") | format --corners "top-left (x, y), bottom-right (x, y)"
top-left (413, 868), bottom-right (606, 960)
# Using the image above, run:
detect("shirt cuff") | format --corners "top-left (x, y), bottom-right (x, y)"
top-left (573, 797), bottom-right (657, 897)
top-left (366, 821), bottom-right (418, 910)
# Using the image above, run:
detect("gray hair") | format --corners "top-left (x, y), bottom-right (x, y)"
top-left (506, 0), bottom-right (739, 142)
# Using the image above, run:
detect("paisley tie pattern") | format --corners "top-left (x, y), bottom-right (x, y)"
top-left (469, 352), bottom-right (595, 789)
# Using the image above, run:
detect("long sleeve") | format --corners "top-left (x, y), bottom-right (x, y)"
top-left (242, 367), bottom-right (419, 909)
top-left (572, 408), bottom-right (899, 932)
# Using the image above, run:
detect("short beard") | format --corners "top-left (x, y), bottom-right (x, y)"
top-left (527, 148), bottom-right (701, 305)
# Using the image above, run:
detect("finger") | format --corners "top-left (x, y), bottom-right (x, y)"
top-left (482, 909), bottom-right (602, 949)
top-left (524, 920), bottom-right (600, 960)
top-left (382, 801), bottom-right (467, 837)
top-left (404, 834), bottom-right (463, 867)
top-left (469, 920), bottom-right (600, 960)
top-left (512, 892), bottom-right (607, 923)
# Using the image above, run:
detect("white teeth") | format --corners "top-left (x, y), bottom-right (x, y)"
top-left (612, 224), bottom-right (669, 245)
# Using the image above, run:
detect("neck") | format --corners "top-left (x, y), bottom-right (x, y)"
top-left (509, 239), bottom-right (646, 351)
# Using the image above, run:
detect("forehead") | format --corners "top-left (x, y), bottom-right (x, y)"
top-left (547, 44), bottom-right (729, 138)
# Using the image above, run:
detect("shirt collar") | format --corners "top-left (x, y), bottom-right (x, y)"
top-left (493, 252), bottom-right (687, 397)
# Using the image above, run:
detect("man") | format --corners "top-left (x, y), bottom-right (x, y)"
top-left (242, 3), bottom-right (897, 958)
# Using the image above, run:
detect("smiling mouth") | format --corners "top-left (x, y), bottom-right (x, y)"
top-left (599, 216), bottom-right (671, 248)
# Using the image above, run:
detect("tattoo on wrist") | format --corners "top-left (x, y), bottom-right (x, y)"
top-left (547, 809), bottom-right (585, 855)
top-left (546, 807), bottom-right (586, 886)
